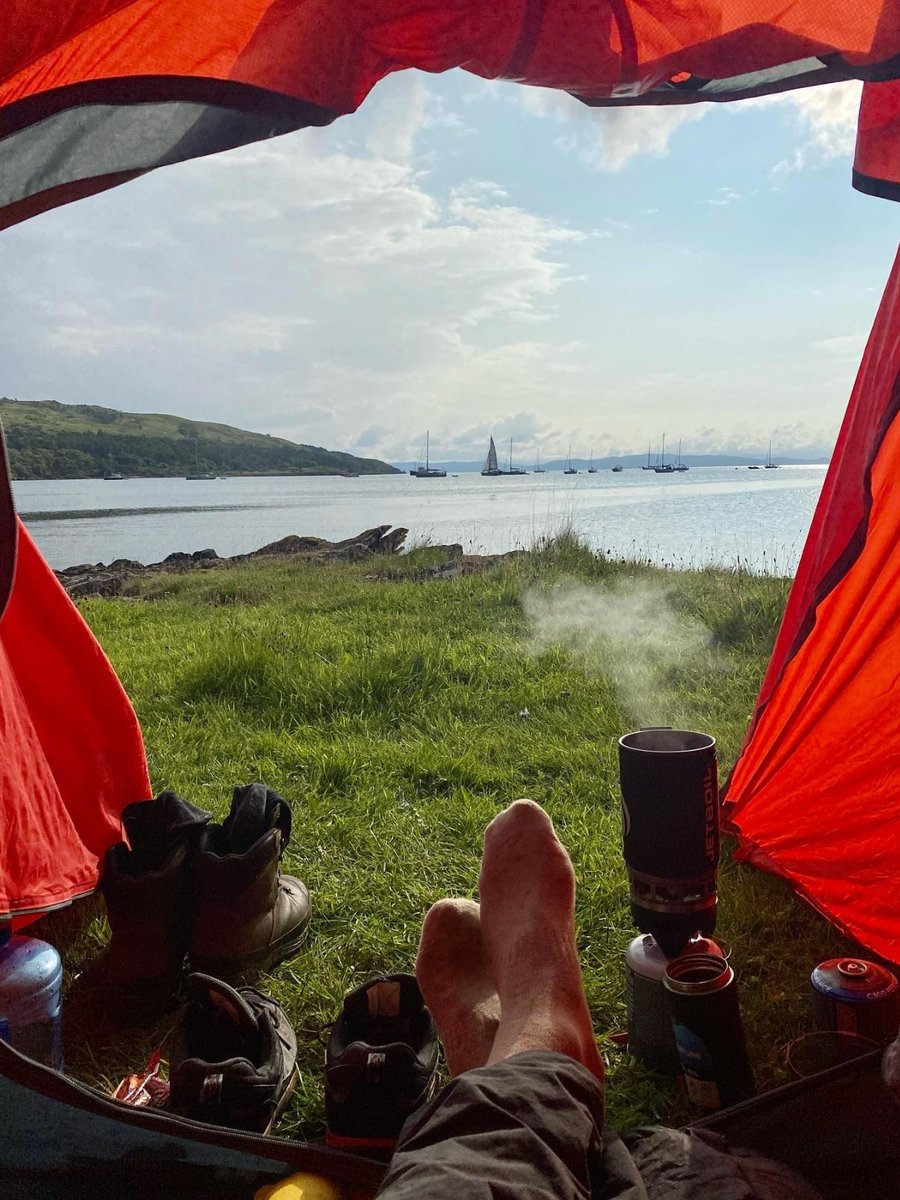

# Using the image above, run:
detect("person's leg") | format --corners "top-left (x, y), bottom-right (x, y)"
top-left (416, 898), bottom-right (499, 1077)
top-left (378, 799), bottom-right (605, 1200)
top-left (478, 799), bottom-right (604, 1080)
top-left (383, 799), bottom-right (822, 1200)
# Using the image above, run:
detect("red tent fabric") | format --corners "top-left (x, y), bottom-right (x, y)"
top-left (725, 248), bottom-right (900, 964)
top-left (0, 1), bottom-right (899, 232)
top-left (0, 447), bottom-right (150, 916)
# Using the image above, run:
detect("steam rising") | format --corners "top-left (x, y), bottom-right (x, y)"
top-left (523, 579), bottom-right (724, 727)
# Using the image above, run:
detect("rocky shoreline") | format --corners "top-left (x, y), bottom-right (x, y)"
top-left (56, 526), bottom-right (411, 597)
top-left (55, 525), bottom-right (530, 597)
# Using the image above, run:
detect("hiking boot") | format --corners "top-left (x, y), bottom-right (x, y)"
top-left (324, 973), bottom-right (440, 1153)
top-left (189, 783), bottom-right (311, 981)
top-left (99, 791), bottom-right (212, 1014)
top-left (169, 972), bottom-right (299, 1133)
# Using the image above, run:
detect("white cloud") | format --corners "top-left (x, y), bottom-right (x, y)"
top-left (743, 81), bottom-right (862, 176)
top-left (518, 85), bottom-right (709, 171)
top-left (0, 72), bottom-right (884, 465)
top-left (707, 187), bottom-right (740, 206)
top-left (812, 333), bottom-right (868, 358)
top-left (791, 82), bottom-right (862, 159)
top-left (47, 320), bottom-right (163, 358)
top-left (520, 78), bottom-right (862, 178)
top-left (199, 313), bottom-right (314, 355)
top-left (364, 72), bottom-right (430, 162)
top-left (2, 84), bottom-right (590, 458)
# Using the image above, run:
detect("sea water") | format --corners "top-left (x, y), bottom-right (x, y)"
top-left (13, 466), bottom-right (826, 574)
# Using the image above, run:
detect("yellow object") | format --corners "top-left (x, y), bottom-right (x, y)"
top-left (255, 1173), bottom-right (344, 1200)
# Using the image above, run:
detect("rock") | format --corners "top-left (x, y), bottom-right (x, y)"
top-left (55, 526), bottom-right (428, 597)
top-left (329, 526), bottom-right (390, 552)
top-left (422, 562), bottom-right (463, 580)
top-left (426, 544), bottom-right (464, 559)
top-left (57, 562), bottom-right (97, 575)
top-left (64, 572), bottom-right (127, 598)
top-left (246, 535), bottom-right (313, 558)
top-left (379, 527), bottom-right (408, 555)
top-left (326, 543), bottom-right (374, 562)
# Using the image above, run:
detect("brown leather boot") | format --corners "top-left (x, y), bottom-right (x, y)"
top-left (189, 784), bottom-right (311, 982)
top-left (100, 791), bottom-right (212, 1013)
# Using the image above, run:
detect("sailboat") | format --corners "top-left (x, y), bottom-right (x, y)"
top-left (103, 454), bottom-right (124, 480)
top-left (505, 438), bottom-right (528, 475)
top-left (534, 449), bottom-right (546, 473)
top-left (410, 430), bottom-right (447, 478)
top-left (673, 438), bottom-right (689, 472)
top-left (186, 440), bottom-right (217, 479)
top-left (481, 436), bottom-right (502, 476)
top-left (764, 439), bottom-right (779, 469)
top-left (642, 442), bottom-right (654, 470)
top-left (653, 434), bottom-right (675, 473)
top-left (611, 463), bottom-right (623, 472)
top-left (564, 445), bottom-right (578, 475)
top-left (588, 449), bottom-right (598, 473)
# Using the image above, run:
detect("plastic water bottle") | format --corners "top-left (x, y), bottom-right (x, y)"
top-left (0, 925), bottom-right (63, 1070)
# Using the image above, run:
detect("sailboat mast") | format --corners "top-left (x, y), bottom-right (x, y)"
top-left (425, 430), bottom-right (430, 471)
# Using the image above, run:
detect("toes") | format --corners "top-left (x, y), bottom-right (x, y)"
top-left (421, 897), bottom-right (480, 939)
top-left (483, 799), bottom-right (554, 850)
top-left (417, 898), bottom-right (481, 966)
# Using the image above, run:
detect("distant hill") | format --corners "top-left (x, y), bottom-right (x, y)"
top-left (394, 452), bottom-right (830, 472)
top-left (0, 399), bottom-right (399, 479)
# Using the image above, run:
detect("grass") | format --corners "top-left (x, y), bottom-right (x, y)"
top-left (34, 540), bottom-right (853, 1137)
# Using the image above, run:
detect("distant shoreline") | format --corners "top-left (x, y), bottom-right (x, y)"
top-left (392, 457), bottom-right (830, 472)
top-left (13, 460), bottom-right (829, 483)
top-left (11, 469), bottom-right (396, 482)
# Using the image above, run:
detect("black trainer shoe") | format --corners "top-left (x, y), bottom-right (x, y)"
top-left (169, 973), bottom-right (299, 1133)
top-left (324, 973), bottom-right (440, 1153)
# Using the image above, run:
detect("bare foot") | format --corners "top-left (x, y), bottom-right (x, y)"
top-left (416, 898), bottom-right (501, 1075)
top-left (478, 800), bottom-right (604, 1081)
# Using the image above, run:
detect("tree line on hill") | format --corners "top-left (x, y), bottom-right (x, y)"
top-left (2, 417), bottom-right (394, 479)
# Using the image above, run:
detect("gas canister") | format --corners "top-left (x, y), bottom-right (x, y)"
top-left (810, 959), bottom-right (899, 1041)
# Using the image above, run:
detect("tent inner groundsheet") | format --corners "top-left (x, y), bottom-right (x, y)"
top-left (2, 1037), bottom-right (896, 1200)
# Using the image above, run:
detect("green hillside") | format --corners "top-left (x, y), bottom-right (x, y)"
top-left (0, 398), bottom-right (399, 479)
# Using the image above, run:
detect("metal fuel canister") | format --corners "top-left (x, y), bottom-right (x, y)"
top-left (810, 959), bottom-right (900, 1041)
top-left (664, 952), bottom-right (755, 1110)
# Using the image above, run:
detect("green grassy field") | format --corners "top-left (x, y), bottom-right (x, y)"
top-left (37, 539), bottom-right (852, 1136)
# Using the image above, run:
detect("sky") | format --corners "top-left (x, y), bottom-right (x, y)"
top-left (1, 70), bottom-right (898, 465)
